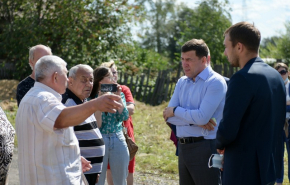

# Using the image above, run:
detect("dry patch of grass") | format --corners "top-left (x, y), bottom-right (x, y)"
top-left (0, 79), bottom-right (18, 101)
top-left (134, 101), bottom-right (178, 180)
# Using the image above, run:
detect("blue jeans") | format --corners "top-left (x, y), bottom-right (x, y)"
top-left (276, 126), bottom-right (290, 183)
top-left (97, 131), bottom-right (129, 185)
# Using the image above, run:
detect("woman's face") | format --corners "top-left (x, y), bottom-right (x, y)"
top-left (277, 67), bottom-right (288, 81)
top-left (99, 71), bottom-right (114, 85)
top-left (111, 65), bottom-right (118, 83)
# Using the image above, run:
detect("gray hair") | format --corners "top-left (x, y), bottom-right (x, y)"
top-left (69, 64), bottom-right (93, 78)
top-left (29, 45), bottom-right (52, 61)
top-left (35, 55), bottom-right (67, 82)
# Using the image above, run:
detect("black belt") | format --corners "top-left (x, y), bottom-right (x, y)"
top-left (178, 136), bottom-right (204, 144)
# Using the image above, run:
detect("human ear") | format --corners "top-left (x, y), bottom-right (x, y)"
top-left (53, 72), bottom-right (58, 83)
top-left (68, 77), bottom-right (73, 86)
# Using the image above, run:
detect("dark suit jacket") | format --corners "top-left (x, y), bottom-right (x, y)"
top-left (216, 57), bottom-right (286, 185)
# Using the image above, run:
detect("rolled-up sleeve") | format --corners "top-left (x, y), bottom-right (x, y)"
top-left (37, 95), bottom-right (66, 133)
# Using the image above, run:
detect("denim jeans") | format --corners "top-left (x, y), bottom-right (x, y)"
top-left (97, 131), bottom-right (129, 185)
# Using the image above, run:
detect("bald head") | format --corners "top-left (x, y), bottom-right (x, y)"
top-left (29, 45), bottom-right (52, 72)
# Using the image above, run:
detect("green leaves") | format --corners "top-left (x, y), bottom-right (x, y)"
top-left (0, 0), bottom-right (144, 79)
top-left (260, 21), bottom-right (290, 63)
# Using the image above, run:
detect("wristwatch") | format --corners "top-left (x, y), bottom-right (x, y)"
top-left (173, 106), bottom-right (177, 114)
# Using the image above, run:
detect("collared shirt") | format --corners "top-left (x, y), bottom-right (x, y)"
top-left (16, 82), bottom-right (82, 185)
top-left (167, 66), bottom-right (227, 139)
top-left (62, 89), bottom-right (105, 174)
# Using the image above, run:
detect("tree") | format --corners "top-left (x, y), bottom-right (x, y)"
top-left (0, 0), bottom-right (145, 79)
top-left (140, 0), bottom-right (175, 54)
top-left (176, 0), bottom-right (232, 64)
top-left (139, 0), bottom-right (232, 66)
top-left (260, 21), bottom-right (290, 62)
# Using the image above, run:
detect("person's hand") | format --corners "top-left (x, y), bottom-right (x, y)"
top-left (98, 91), bottom-right (110, 97)
top-left (163, 107), bottom-right (175, 121)
top-left (217, 148), bottom-right (225, 171)
top-left (198, 118), bottom-right (217, 131)
top-left (94, 94), bottom-right (122, 113)
top-left (81, 156), bottom-right (92, 172)
top-left (114, 84), bottom-right (122, 96)
top-left (96, 174), bottom-right (100, 183)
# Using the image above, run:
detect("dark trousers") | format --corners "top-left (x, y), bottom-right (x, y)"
top-left (85, 173), bottom-right (99, 185)
top-left (178, 139), bottom-right (221, 185)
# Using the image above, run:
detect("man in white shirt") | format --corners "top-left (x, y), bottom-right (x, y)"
top-left (15, 55), bottom-right (122, 185)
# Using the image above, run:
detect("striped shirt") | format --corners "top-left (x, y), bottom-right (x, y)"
top-left (62, 89), bottom-right (105, 174)
top-left (16, 82), bottom-right (82, 185)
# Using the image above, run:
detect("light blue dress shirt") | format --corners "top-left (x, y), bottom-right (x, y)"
top-left (167, 66), bottom-right (227, 139)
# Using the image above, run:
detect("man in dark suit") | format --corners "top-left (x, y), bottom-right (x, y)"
top-left (216, 22), bottom-right (286, 185)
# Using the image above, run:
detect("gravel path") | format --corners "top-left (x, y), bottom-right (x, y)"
top-left (7, 148), bottom-right (178, 185)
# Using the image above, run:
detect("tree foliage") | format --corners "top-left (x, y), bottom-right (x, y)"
top-left (139, 0), bottom-right (232, 65)
top-left (0, 0), bottom-right (153, 79)
top-left (260, 21), bottom-right (290, 63)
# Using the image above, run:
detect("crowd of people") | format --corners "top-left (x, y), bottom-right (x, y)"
top-left (0, 21), bottom-right (289, 185)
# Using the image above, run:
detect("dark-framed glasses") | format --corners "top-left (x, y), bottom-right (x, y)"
top-left (279, 70), bottom-right (287, 75)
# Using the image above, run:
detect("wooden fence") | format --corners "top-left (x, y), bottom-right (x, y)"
top-left (118, 63), bottom-right (238, 105)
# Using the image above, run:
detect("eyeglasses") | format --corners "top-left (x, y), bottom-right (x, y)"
top-left (279, 70), bottom-right (288, 75)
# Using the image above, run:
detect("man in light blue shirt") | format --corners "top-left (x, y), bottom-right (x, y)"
top-left (163, 39), bottom-right (227, 185)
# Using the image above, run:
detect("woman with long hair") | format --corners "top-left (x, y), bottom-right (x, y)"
top-left (100, 60), bottom-right (136, 185)
top-left (89, 67), bottom-right (129, 185)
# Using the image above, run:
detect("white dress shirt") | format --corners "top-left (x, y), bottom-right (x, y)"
top-left (16, 82), bottom-right (82, 185)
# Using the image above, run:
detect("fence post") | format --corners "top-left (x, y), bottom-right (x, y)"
top-left (136, 74), bottom-right (145, 100)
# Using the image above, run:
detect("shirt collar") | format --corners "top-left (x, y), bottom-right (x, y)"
top-left (34, 82), bottom-right (62, 101)
top-left (186, 66), bottom-right (212, 82)
top-left (64, 88), bottom-right (84, 105)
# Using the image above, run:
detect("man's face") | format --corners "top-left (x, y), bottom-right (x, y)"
top-left (30, 48), bottom-right (52, 69)
top-left (57, 65), bottom-right (68, 94)
top-left (68, 68), bottom-right (93, 100)
top-left (224, 34), bottom-right (239, 67)
top-left (181, 50), bottom-right (206, 80)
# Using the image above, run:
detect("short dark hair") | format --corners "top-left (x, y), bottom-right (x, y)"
top-left (224, 22), bottom-right (261, 52)
top-left (181, 39), bottom-right (208, 59)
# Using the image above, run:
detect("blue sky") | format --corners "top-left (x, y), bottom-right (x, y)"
top-left (177, 0), bottom-right (290, 40)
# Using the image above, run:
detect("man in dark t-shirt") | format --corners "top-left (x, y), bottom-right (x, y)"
top-left (16, 45), bottom-right (52, 106)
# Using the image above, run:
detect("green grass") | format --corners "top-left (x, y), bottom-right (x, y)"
top-left (133, 101), bottom-right (178, 180)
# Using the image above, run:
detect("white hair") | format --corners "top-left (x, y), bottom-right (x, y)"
top-left (35, 55), bottom-right (67, 82)
top-left (69, 64), bottom-right (93, 78)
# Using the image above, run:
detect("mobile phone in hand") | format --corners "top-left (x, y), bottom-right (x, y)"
top-left (100, 84), bottom-right (118, 92)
